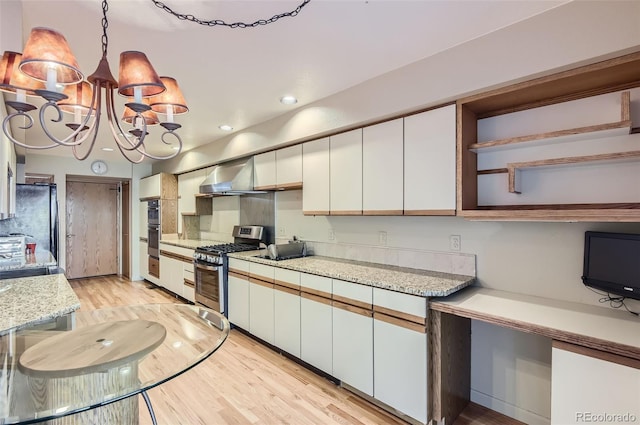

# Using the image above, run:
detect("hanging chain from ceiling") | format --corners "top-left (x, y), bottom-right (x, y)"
top-left (150, 0), bottom-right (312, 28)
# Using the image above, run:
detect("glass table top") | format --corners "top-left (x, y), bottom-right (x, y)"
top-left (0, 303), bottom-right (230, 424)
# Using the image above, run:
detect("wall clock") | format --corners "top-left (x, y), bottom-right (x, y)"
top-left (91, 160), bottom-right (108, 175)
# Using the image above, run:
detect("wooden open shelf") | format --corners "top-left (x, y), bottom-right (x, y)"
top-left (457, 51), bottom-right (640, 221)
top-left (469, 92), bottom-right (631, 152)
top-left (507, 149), bottom-right (640, 194)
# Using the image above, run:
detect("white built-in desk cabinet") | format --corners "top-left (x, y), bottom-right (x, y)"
top-left (430, 287), bottom-right (640, 425)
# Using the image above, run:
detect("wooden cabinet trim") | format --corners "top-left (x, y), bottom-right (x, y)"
top-left (254, 184), bottom-right (278, 191)
top-left (374, 311), bottom-right (427, 334)
top-left (303, 210), bottom-right (330, 216)
top-left (362, 210), bottom-right (403, 216)
top-left (276, 182), bottom-right (303, 190)
top-left (301, 291), bottom-right (332, 306)
top-left (249, 272), bottom-right (275, 284)
top-left (373, 304), bottom-right (426, 325)
top-left (148, 257), bottom-right (159, 278)
top-left (300, 287), bottom-right (332, 300)
top-left (332, 300), bottom-right (372, 318)
top-left (228, 270), bottom-right (248, 280)
top-left (274, 284), bottom-right (300, 296)
top-left (274, 279), bottom-right (300, 291)
top-left (159, 250), bottom-right (193, 264)
top-left (553, 340), bottom-right (640, 370)
top-left (184, 278), bottom-right (195, 288)
top-left (403, 209), bottom-right (456, 216)
top-left (330, 210), bottom-right (363, 216)
top-left (249, 277), bottom-right (274, 289)
top-left (332, 294), bottom-right (371, 311)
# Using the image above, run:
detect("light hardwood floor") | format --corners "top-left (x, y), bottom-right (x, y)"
top-left (69, 275), bottom-right (408, 425)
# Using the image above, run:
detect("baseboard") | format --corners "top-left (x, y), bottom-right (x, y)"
top-left (471, 389), bottom-right (550, 425)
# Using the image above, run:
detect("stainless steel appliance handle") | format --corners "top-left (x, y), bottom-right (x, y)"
top-left (194, 262), bottom-right (221, 272)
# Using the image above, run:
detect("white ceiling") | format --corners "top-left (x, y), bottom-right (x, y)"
top-left (7, 0), bottom-right (567, 163)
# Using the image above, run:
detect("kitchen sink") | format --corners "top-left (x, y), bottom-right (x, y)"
top-left (252, 254), bottom-right (308, 261)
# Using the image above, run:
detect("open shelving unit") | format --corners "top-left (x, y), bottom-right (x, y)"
top-left (457, 51), bottom-right (640, 221)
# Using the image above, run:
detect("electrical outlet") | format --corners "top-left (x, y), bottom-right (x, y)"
top-left (449, 235), bottom-right (461, 251)
top-left (328, 228), bottom-right (335, 241)
top-left (378, 231), bottom-right (387, 246)
top-left (278, 227), bottom-right (285, 236)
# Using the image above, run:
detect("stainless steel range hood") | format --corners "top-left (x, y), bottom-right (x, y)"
top-left (199, 157), bottom-right (266, 195)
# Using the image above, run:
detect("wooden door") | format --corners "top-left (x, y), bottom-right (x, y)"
top-left (66, 181), bottom-right (118, 279)
top-left (121, 181), bottom-right (130, 279)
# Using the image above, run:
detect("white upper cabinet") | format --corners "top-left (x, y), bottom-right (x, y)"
top-left (404, 104), bottom-right (456, 214)
top-left (177, 168), bottom-right (208, 233)
top-left (362, 119), bottom-right (404, 215)
top-left (139, 174), bottom-right (162, 200)
top-left (330, 129), bottom-right (363, 215)
top-left (302, 138), bottom-right (330, 215)
top-left (276, 144), bottom-right (303, 189)
top-left (253, 151), bottom-right (277, 190)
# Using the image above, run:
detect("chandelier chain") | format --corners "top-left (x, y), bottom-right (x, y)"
top-left (150, 0), bottom-right (311, 28)
top-left (101, 0), bottom-right (109, 57)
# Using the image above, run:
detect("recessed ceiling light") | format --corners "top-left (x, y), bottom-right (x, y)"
top-left (219, 124), bottom-right (233, 131)
top-left (101, 147), bottom-right (114, 152)
top-left (280, 95), bottom-right (297, 105)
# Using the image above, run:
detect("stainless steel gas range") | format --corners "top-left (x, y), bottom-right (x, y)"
top-left (193, 225), bottom-right (264, 316)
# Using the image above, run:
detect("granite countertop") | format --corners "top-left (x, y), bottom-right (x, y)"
top-left (0, 250), bottom-right (57, 271)
top-left (228, 250), bottom-right (475, 298)
top-left (0, 273), bottom-right (80, 334)
top-left (159, 238), bottom-right (227, 250)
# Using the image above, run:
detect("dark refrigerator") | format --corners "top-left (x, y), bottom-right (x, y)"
top-left (0, 183), bottom-right (59, 262)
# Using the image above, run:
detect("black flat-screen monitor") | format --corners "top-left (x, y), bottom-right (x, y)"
top-left (582, 231), bottom-right (640, 300)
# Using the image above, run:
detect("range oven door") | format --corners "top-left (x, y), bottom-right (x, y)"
top-left (194, 261), bottom-right (222, 313)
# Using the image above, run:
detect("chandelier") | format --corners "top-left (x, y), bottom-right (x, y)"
top-left (0, 0), bottom-right (311, 164)
top-left (0, 1), bottom-right (192, 163)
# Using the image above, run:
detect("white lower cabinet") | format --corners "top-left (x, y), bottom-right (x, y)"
top-left (228, 271), bottom-right (250, 330)
top-left (333, 302), bottom-right (373, 396)
top-left (182, 263), bottom-right (195, 302)
top-left (274, 286), bottom-right (301, 357)
top-left (274, 267), bottom-right (301, 357)
top-left (373, 287), bottom-right (428, 424)
top-left (373, 315), bottom-right (428, 423)
top-left (139, 240), bottom-right (149, 280)
top-left (300, 293), bottom-right (333, 374)
top-left (159, 254), bottom-right (182, 295)
top-left (249, 279), bottom-right (275, 345)
top-left (551, 342), bottom-right (640, 425)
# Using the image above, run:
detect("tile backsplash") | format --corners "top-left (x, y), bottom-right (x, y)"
top-left (276, 237), bottom-right (476, 276)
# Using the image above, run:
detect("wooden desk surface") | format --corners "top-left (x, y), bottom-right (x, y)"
top-left (430, 286), bottom-right (640, 360)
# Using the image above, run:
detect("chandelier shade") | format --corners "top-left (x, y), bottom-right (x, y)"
top-left (117, 51), bottom-right (165, 99)
top-left (58, 81), bottom-right (94, 114)
top-left (122, 101), bottom-right (160, 126)
top-left (19, 27), bottom-right (83, 87)
top-left (0, 51), bottom-right (45, 95)
top-left (150, 76), bottom-right (189, 116)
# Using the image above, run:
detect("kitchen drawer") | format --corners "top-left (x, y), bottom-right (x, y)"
top-left (300, 273), bottom-right (331, 298)
top-left (158, 243), bottom-right (194, 260)
top-left (332, 279), bottom-right (372, 309)
top-left (148, 257), bottom-right (160, 278)
top-left (228, 258), bottom-right (250, 274)
top-left (373, 287), bottom-right (427, 324)
top-left (249, 262), bottom-right (275, 283)
top-left (274, 267), bottom-right (300, 290)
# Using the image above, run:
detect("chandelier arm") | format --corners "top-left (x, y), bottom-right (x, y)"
top-left (104, 87), bottom-right (148, 151)
top-left (37, 101), bottom-right (96, 147)
top-left (133, 131), bottom-right (182, 161)
top-left (70, 119), bottom-right (101, 161)
top-left (150, 0), bottom-right (311, 28)
top-left (114, 141), bottom-right (146, 163)
top-left (2, 113), bottom-right (65, 150)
